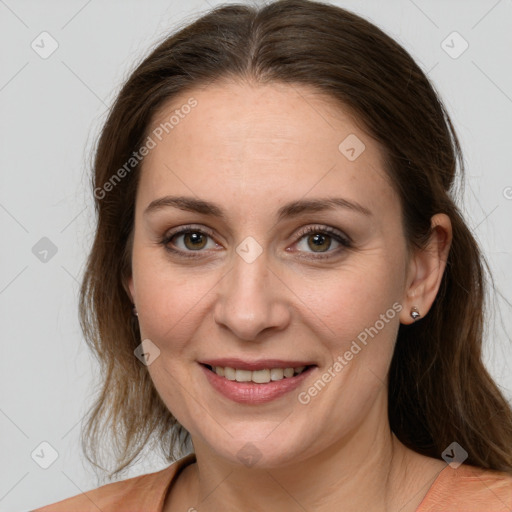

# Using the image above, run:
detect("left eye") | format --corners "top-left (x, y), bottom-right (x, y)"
top-left (296, 231), bottom-right (344, 254)
top-left (292, 226), bottom-right (351, 257)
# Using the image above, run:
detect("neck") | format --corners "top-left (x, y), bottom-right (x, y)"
top-left (173, 401), bottom-right (441, 512)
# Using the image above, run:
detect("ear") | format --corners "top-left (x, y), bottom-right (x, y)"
top-left (400, 213), bottom-right (452, 324)
top-left (122, 274), bottom-right (136, 304)
top-left (122, 230), bottom-right (136, 303)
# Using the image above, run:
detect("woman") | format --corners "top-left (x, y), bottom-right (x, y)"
top-left (34, 0), bottom-right (512, 510)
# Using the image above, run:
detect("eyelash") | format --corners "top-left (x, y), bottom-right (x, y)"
top-left (159, 224), bottom-right (352, 260)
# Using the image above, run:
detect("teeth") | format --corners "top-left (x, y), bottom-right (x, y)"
top-left (211, 365), bottom-right (308, 383)
top-left (283, 368), bottom-right (294, 378)
top-left (270, 368), bottom-right (284, 381)
top-left (235, 369), bottom-right (252, 382)
top-left (224, 367), bottom-right (236, 380)
top-left (252, 369), bottom-right (270, 383)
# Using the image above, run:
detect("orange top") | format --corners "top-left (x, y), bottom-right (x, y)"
top-left (32, 454), bottom-right (512, 512)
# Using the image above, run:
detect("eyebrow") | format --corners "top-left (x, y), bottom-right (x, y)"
top-left (144, 195), bottom-right (372, 220)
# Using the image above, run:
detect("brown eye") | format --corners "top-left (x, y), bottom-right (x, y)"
top-left (306, 232), bottom-right (333, 252)
top-left (182, 231), bottom-right (208, 250)
top-left (160, 226), bottom-right (218, 258)
top-left (294, 225), bottom-right (351, 259)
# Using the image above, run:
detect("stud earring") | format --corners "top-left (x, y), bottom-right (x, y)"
top-left (410, 306), bottom-right (421, 321)
top-left (132, 304), bottom-right (138, 317)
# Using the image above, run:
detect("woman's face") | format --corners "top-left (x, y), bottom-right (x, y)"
top-left (127, 80), bottom-right (413, 467)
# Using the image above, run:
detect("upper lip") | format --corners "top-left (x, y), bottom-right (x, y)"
top-left (199, 358), bottom-right (316, 371)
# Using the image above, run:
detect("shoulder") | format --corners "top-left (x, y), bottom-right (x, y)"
top-left (31, 453), bottom-right (196, 512)
top-left (418, 463), bottom-right (512, 511)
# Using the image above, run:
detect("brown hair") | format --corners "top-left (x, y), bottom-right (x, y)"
top-left (79, 0), bottom-right (512, 479)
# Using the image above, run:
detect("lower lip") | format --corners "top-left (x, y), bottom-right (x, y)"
top-left (201, 364), bottom-right (315, 404)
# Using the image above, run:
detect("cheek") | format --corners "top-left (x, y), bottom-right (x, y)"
top-left (294, 259), bottom-right (403, 349)
top-left (133, 254), bottom-right (217, 352)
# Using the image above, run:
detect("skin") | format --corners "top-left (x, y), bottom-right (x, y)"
top-left (126, 80), bottom-right (452, 511)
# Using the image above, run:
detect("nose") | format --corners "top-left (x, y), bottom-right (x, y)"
top-left (213, 249), bottom-right (291, 342)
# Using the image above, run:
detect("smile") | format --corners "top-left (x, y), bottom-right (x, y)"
top-left (199, 361), bottom-right (317, 404)
top-left (205, 365), bottom-right (308, 383)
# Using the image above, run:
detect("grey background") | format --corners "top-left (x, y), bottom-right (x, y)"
top-left (1, 0), bottom-right (511, 510)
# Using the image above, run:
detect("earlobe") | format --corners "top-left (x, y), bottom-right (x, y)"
top-left (409, 306), bottom-right (421, 321)
top-left (400, 213), bottom-right (452, 324)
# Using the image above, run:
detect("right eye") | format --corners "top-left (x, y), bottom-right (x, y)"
top-left (160, 225), bottom-right (221, 258)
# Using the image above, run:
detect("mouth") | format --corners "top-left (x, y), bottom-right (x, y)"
top-left (199, 360), bottom-right (317, 404)
top-left (202, 363), bottom-right (311, 383)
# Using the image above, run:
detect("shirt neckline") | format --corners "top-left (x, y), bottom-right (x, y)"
top-left (158, 452), bottom-right (197, 511)
top-left (158, 456), bottom-right (501, 512)
top-left (414, 463), bottom-right (453, 511)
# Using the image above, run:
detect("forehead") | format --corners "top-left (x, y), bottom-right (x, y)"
top-left (149, 79), bottom-right (372, 158)
top-left (138, 80), bottom-right (395, 219)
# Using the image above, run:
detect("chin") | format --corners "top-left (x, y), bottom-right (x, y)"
top-left (200, 425), bottom-right (316, 469)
